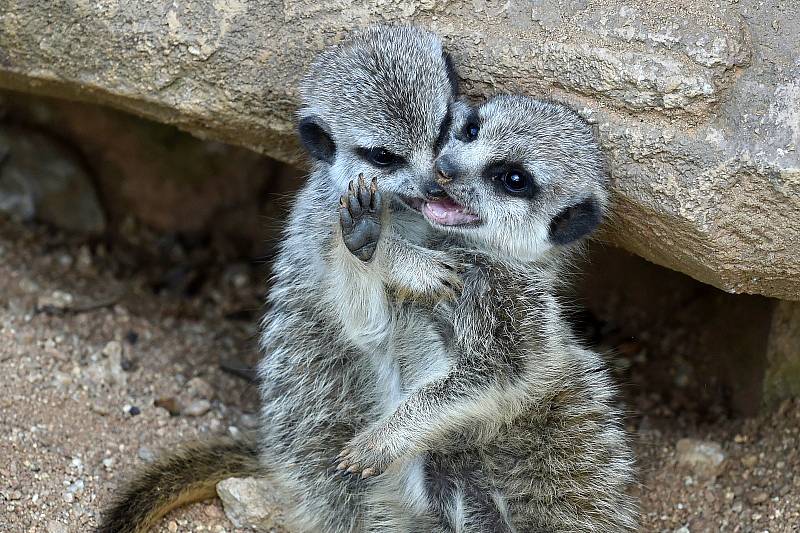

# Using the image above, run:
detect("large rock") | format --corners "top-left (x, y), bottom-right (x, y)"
top-left (0, 125), bottom-right (105, 233)
top-left (1, 1), bottom-right (797, 299)
top-left (216, 476), bottom-right (286, 531)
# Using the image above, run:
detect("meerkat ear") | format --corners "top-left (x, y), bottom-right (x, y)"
top-left (298, 116), bottom-right (336, 164)
top-left (548, 198), bottom-right (603, 245)
top-left (442, 52), bottom-right (459, 97)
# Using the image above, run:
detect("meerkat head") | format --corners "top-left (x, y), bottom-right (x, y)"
top-left (296, 25), bottom-right (458, 198)
top-left (406, 95), bottom-right (608, 262)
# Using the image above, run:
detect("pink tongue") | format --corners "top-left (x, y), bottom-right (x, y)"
top-left (422, 198), bottom-right (480, 226)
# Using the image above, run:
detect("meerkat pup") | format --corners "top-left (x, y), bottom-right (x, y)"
top-left (335, 96), bottom-right (638, 532)
top-left (98, 25), bottom-right (462, 533)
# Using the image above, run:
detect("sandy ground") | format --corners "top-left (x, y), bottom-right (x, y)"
top-left (0, 219), bottom-right (798, 532)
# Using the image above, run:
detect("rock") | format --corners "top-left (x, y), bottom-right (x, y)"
top-left (0, 2), bottom-right (798, 299)
top-left (0, 126), bottom-right (105, 234)
top-left (154, 396), bottom-right (182, 416)
top-left (750, 491), bottom-right (769, 505)
top-left (36, 291), bottom-right (74, 312)
top-left (137, 446), bottom-right (156, 463)
top-left (182, 399), bottom-right (211, 417)
top-left (216, 477), bottom-right (286, 531)
top-left (676, 438), bottom-right (727, 479)
top-left (763, 301), bottom-right (800, 406)
top-left (85, 341), bottom-right (127, 388)
top-left (46, 520), bottom-right (68, 533)
top-left (239, 413), bottom-right (260, 429)
top-left (185, 376), bottom-right (215, 400)
top-left (101, 341), bottom-right (127, 387)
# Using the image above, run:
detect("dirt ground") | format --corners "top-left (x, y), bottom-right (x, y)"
top-left (0, 219), bottom-right (798, 532)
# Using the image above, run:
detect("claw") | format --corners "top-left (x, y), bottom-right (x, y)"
top-left (370, 176), bottom-right (378, 193)
top-left (339, 196), bottom-right (348, 209)
top-left (361, 468), bottom-right (376, 479)
top-left (336, 461), bottom-right (348, 471)
top-left (346, 464), bottom-right (360, 473)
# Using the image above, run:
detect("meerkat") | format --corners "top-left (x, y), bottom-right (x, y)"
top-left (334, 96), bottom-right (638, 531)
top-left (98, 25), bottom-right (464, 533)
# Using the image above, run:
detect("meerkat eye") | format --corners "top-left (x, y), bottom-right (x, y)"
top-left (361, 147), bottom-right (402, 167)
top-left (462, 122), bottom-right (479, 141)
top-left (501, 171), bottom-right (528, 193)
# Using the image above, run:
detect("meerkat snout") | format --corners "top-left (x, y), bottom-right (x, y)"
top-left (434, 156), bottom-right (457, 183)
top-left (424, 181), bottom-right (449, 199)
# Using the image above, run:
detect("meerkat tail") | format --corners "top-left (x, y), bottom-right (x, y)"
top-left (97, 436), bottom-right (263, 533)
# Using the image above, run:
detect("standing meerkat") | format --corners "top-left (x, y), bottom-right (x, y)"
top-left (98, 25), bottom-right (463, 533)
top-left (335, 96), bottom-right (638, 531)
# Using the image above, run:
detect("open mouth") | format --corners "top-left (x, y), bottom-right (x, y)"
top-left (400, 194), bottom-right (481, 227)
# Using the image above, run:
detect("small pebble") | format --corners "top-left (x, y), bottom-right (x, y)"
top-left (182, 399), bottom-right (212, 417)
top-left (138, 447), bottom-right (156, 463)
top-left (154, 396), bottom-right (182, 416)
top-left (239, 413), bottom-right (259, 429)
top-left (741, 454), bottom-right (758, 468)
top-left (128, 405), bottom-right (141, 416)
top-left (124, 330), bottom-right (139, 345)
top-left (47, 520), bottom-right (68, 533)
top-left (185, 377), bottom-right (215, 400)
top-left (91, 403), bottom-right (111, 416)
top-left (167, 521), bottom-right (178, 532)
top-left (676, 438), bottom-right (726, 479)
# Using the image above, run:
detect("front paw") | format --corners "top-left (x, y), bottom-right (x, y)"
top-left (339, 174), bottom-right (382, 262)
top-left (429, 258), bottom-right (464, 301)
top-left (333, 430), bottom-right (395, 480)
top-left (394, 256), bottom-right (464, 303)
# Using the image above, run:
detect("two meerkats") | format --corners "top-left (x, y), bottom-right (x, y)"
top-left (99, 25), bottom-right (636, 533)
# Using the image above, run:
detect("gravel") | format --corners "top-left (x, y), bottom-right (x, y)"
top-left (0, 218), bottom-right (797, 531)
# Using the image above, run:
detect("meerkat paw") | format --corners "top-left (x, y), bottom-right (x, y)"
top-left (339, 174), bottom-right (382, 262)
top-left (393, 256), bottom-right (464, 303)
top-left (332, 429), bottom-right (395, 480)
top-left (430, 258), bottom-right (464, 301)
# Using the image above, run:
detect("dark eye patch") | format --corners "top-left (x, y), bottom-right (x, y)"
top-left (482, 161), bottom-right (537, 198)
top-left (433, 106), bottom-right (454, 154)
top-left (355, 147), bottom-right (406, 168)
top-left (457, 108), bottom-right (481, 143)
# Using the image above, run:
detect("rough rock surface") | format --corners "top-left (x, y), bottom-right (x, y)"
top-left (0, 1), bottom-right (798, 299)
top-left (216, 477), bottom-right (286, 531)
top-left (0, 125), bottom-right (105, 233)
top-left (676, 438), bottom-right (727, 479)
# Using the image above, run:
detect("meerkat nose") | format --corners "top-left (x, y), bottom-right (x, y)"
top-left (424, 181), bottom-right (448, 199)
top-left (434, 157), bottom-right (457, 184)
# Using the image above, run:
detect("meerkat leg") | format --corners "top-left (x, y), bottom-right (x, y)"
top-left (424, 455), bottom-right (518, 533)
top-left (334, 264), bottom-right (547, 477)
top-left (333, 365), bottom-right (525, 477)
